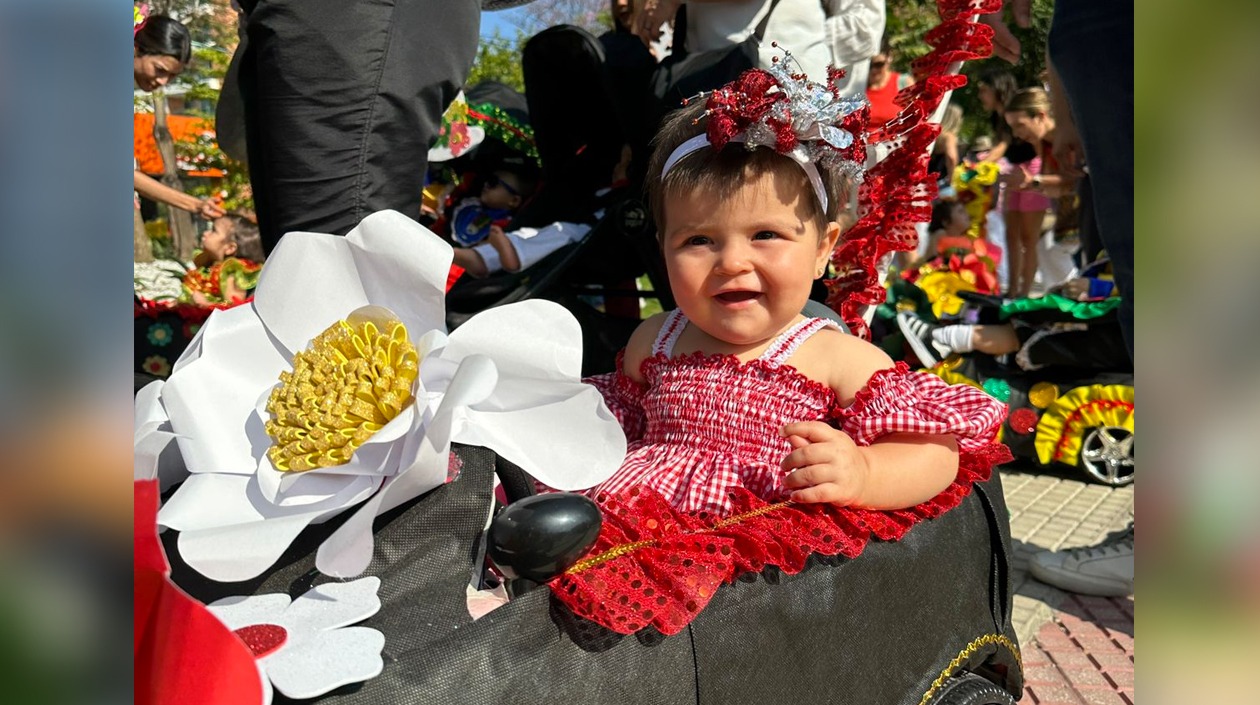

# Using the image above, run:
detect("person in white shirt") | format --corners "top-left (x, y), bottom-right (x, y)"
top-left (821, 0), bottom-right (886, 99)
top-left (635, 0), bottom-right (831, 81)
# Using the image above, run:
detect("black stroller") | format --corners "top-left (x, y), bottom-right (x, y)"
top-left (444, 25), bottom-right (673, 376)
top-left (168, 443), bottom-right (1024, 705)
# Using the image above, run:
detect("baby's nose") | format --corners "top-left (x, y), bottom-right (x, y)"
top-left (714, 244), bottom-right (753, 274)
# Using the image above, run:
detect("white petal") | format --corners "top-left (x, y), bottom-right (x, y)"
top-left (134, 379), bottom-right (168, 427)
top-left (346, 211), bottom-right (453, 338)
top-left (441, 300), bottom-right (583, 380)
top-left (264, 627), bottom-right (385, 701)
top-left (170, 318), bottom-right (208, 374)
top-left (163, 305), bottom-right (289, 476)
top-left (255, 458), bottom-right (387, 508)
top-left (254, 211), bottom-right (453, 355)
top-left (282, 577), bottom-right (381, 632)
top-left (134, 422), bottom-right (183, 487)
top-left (159, 473), bottom-right (267, 531)
top-left (173, 509), bottom-right (326, 582)
top-left (206, 593), bottom-right (292, 631)
top-left (455, 383), bottom-right (627, 490)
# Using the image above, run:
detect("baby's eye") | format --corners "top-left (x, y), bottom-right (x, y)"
top-left (683, 235), bottom-right (711, 247)
top-left (752, 230), bottom-right (780, 241)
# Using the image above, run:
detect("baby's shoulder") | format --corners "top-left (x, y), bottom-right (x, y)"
top-left (796, 326), bottom-right (896, 406)
top-left (622, 313), bottom-right (671, 383)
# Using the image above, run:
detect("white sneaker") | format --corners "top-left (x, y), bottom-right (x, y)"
top-left (1029, 525), bottom-right (1134, 597)
top-left (896, 311), bottom-right (951, 367)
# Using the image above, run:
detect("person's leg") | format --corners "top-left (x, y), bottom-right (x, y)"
top-left (922, 321), bottom-right (1020, 356)
top-left (1013, 320), bottom-right (1131, 372)
top-left (1004, 207), bottom-right (1024, 296)
top-left (1018, 208), bottom-right (1045, 295)
top-left (243, 0), bottom-right (480, 252)
top-left (1049, 0), bottom-right (1134, 358)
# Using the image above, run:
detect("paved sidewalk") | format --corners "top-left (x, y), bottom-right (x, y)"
top-left (998, 467), bottom-right (1134, 704)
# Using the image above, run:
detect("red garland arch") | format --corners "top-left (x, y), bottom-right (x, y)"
top-left (827, 0), bottom-right (1003, 339)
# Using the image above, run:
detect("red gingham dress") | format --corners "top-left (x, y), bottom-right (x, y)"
top-left (585, 309), bottom-right (1008, 516)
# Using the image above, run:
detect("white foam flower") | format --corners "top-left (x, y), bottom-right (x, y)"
top-left (152, 210), bottom-right (627, 581)
top-left (207, 577), bottom-right (384, 704)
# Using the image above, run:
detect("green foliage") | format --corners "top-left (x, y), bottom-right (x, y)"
top-left (468, 30), bottom-right (528, 93)
top-left (883, 1), bottom-right (1055, 144)
top-left (174, 130), bottom-right (254, 212)
top-left (883, 0), bottom-right (939, 67)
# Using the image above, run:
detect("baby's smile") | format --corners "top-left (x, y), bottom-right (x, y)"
top-left (713, 290), bottom-right (761, 306)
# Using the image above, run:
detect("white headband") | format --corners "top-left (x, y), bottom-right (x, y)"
top-left (660, 133), bottom-right (829, 214)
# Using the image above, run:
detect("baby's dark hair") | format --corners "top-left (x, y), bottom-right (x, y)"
top-left (134, 15), bottom-right (192, 65)
top-left (645, 100), bottom-right (851, 237)
top-left (224, 213), bottom-right (265, 263)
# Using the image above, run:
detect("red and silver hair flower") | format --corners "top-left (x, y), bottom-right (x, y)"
top-left (699, 47), bottom-right (869, 181)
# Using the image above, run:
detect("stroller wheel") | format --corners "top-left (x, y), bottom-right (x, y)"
top-left (926, 672), bottom-right (1018, 705)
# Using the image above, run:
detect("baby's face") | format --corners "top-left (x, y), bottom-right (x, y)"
top-left (480, 172), bottom-right (522, 211)
top-left (660, 169), bottom-right (839, 351)
top-left (200, 218), bottom-right (236, 260)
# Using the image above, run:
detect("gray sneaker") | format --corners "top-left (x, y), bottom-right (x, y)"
top-left (1029, 525), bottom-right (1134, 596)
top-left (896, 311), bottom-right (951, 367)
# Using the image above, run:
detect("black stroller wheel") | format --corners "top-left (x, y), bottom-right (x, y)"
top-left (927, 672), bottom-right (1019, 705)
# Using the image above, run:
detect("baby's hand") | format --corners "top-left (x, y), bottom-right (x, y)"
top-left (780, 421), bottom-right (871, 506)
top-left (487, 224), bottom-right (506, 240)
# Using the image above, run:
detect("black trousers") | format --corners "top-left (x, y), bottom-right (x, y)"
top-left (238, 0), bottom-right (481, 252)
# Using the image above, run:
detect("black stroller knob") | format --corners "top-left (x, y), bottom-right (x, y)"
top-left (487, 493), bottom-right (603, 584)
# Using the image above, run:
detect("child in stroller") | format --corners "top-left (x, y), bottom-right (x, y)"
top-left (443, 26), bottom-right (673, 374)
top-left (449, 145), bottom-right (634, 278)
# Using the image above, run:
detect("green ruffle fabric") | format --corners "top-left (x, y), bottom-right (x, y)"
top-left (1000, 293), bottom-right (1121, 320)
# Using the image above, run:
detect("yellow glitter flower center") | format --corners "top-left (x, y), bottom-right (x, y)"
top-left (265, 307), bottom-right (419, 472)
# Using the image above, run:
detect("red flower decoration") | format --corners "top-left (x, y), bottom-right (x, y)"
top-left (704, 70), bottom-right (786, 150)
top-left (1009, 408), bottom-right (1039, 435)
top-left (448, 122), bottom-right (471, 157)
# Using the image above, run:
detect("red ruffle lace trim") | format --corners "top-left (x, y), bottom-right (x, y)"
top-left (826, 0), bottom-right (1002, 339)
top-left (550, 440), bottom-right (1012, 636)
top-left (840, 360), bottom-right (920, 418)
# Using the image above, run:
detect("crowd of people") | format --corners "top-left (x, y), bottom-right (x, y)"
top-left (135, 0), bottom-right (1132, 617)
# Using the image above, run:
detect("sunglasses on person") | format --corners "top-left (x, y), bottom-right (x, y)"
top-left (870, 59), bottom-right (889, 68)
top-left (486, 174), bottom-right (521, 197)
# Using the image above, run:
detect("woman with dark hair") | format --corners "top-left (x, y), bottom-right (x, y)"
top-left (133, 14), bottom-right (224, 220)
top-left (974, 67), bottom-right (1022, 164)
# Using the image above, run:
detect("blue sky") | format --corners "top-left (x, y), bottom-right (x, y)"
top-left (480, 8), bottom-right (527, 39)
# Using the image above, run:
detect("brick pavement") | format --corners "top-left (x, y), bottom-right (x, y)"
top-left (998, 467), bottom-right (1134, 705)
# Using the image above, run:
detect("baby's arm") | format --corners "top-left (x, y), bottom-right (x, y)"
top-left (781, 334), bottom-right (959, 510)
top-left (781, 424), bottom-right (957, 509)
top-left (487, 225), bottom-right (522, 273)
top-left (620, 313), bottom-right (668, 384)
top-left (451, 246), bottom-right (490, 278)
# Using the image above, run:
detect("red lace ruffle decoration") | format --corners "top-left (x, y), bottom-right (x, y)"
top-left (826, 0), bottom-right (1002, 339)
top-left (551, 440), bottom-right (1011, 636)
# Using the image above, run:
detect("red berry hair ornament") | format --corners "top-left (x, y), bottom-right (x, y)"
top-left (659, 46), bottom-right (871, 217)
